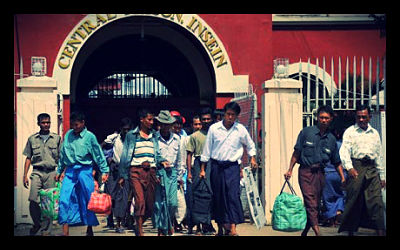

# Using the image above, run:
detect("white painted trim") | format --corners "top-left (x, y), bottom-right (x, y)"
top-left (288, 62), bottom-right (338, 97)
top-left (52, 14), bottom-right (248, 96)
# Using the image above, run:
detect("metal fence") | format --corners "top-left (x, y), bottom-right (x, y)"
top-left (288, 56), bottom-right (386, 127)
top-left (88, 73), bottom-right (171, 99)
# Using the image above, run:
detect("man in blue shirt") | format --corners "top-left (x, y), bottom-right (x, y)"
top-left (56, 111), bottom-right (109, 236)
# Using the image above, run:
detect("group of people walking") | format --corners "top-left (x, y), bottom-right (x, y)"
top-left (22, 101), bottom-right (385, 236)
top-left (23, 101), bottom-right (258, 236)
top-left (284, 104), bottom-right (386, 236)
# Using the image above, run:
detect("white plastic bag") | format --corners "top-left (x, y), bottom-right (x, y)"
top-left (175, 185), bottom-right (187, 224)
top-left (130, 197), bottom-right (135, 216)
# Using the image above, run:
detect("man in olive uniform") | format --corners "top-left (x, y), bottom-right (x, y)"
top-left (338, 104), bottom-right (386, 236)
top-left (23, 113), bottom-right (62, 236)
top-left (285, 105), bottom-right (345, 236)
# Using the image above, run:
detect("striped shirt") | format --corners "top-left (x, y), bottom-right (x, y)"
top-left (130, 133), bottom-right (156, 167)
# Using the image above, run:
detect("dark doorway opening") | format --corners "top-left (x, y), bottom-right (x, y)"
top-left (70, 16), bottom-right (216, 141)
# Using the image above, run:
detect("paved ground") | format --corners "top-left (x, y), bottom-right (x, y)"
top-left (14, 215), bottom-right (378, 237)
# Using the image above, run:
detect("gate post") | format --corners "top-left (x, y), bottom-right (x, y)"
top-left (261, 78), bottom-right (303, 224)
top-left (15, 76), bottom-right (58, 225)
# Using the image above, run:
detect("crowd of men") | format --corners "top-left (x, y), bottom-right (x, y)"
top-left (22, 102), bottom-right (386, 236)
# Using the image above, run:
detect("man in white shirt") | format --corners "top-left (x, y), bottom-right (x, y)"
top-left (338, 104), bottom-right (386, 236)
top-left (200, 101), bottom-right (257, 236)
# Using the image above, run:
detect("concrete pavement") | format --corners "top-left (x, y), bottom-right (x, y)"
top-left (14, 215), bottom-right (378, 237)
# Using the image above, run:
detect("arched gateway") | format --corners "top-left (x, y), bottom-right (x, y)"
top-left (52, 14), bottom-right (249, 139)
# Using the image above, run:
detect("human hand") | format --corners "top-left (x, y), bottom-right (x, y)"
top-left (118, 178), bottom-right (124, 187)
top-left (199, 169), bottom-right (206, 179)
top-left (348, 168), bottom-right (358, 179)
top-left (250, 157), bottom-right (258, 170)
top-left (284, 170), bottom-right (292, 180)
top-left (380, 180), bottom-right (386, 189)
top-left (102, 173), bottom-right (109, 183)
top-left (23, 175), bottom-right (29, 189)
top-left (162, 161), bottom-right (171, 168)
top-left (187, 171), bottom-right (192, 183)
top-left (55, 172), bottom-right (65, 182)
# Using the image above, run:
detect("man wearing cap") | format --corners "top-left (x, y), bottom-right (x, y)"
top-left (118, 109), bottom-right (168, 236)
top-left (152, 110), bottom-right (185, 236)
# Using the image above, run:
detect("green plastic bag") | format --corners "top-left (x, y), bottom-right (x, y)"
top-left (272, 180), bottom-right (307, 232)
top-left (39, 182), bottom-right (61, 220)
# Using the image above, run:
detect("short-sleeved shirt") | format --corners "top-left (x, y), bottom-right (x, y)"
top-left (23, 132), bottom-right (62, 170)
top-left (186, 130), bottom-right (207, 157)
top-left (201, 121), bottom-right (256, 163)
top-left (294, 125), bottom-right (340, 167)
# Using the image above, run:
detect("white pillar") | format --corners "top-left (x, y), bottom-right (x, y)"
top-left (261, 78), bottom-right (303, 224)
top-left (15, 76), bottom-right (58, 225)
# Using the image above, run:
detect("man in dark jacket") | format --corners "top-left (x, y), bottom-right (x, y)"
top-left (285, 105), bottom-right (345, 236)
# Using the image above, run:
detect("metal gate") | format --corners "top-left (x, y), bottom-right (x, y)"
top-left (289, 55), bottom-right (386, 181)
top-left (288, 56), bottom-right (386, 127)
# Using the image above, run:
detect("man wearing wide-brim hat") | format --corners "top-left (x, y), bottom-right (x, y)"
top-left (152, 110), bottom-right (185, 236)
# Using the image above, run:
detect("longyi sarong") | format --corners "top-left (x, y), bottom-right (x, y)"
top-left (298, 165), bottom-right (325, 227)
top-left (210, 159), bottom-right (244, 225)
top-left (152, 167), bottom-right (178, 232)
top-left (338, 159), bottom-right (385, 233)
top-left (58, 165), bottom-right (99, 226)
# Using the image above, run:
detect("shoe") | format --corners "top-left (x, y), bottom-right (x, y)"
top-left (86, 228), bottom-right (94, 236)
top-left (41, 230), bottom-right (51, 236)
top-left (115, 227), bottom-right (125, 233)
top-left (29, 225), bottom-right (41, 236)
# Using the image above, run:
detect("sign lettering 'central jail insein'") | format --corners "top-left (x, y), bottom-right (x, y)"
top-left (58, 14), bottom-right (228, 70)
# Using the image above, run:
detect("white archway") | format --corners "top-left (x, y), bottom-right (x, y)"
top-left (288, 62), bottom-right (338, 97)
top-left (52, 14), bottom-right (249, 96)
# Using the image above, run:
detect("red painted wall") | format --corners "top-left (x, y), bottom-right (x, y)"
top-left (272, 29), bottom-right (386, 84)
top-left (14, 14), bottom-right (84, 78)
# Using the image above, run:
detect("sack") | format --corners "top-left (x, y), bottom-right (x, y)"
top-left (39, 182), bottom-right (61, 220)
top-left (272, 180), bottom-right (307, 232)
top-left (175, 185), bottom-right (187, 224)
top-left (88, 182), bottom-right (112, 215)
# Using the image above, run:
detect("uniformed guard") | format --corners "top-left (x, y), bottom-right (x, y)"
top-left (23, 113), bottom-right (62, 236)
top-left (284, 105), bottom-right (345, 236)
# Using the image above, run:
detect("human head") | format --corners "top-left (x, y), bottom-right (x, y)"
top-left (155, 110), bottom-right (176, 135)
top-left (223, 101), bottom-right (241, 127)
top-left (70, 111), bottom-right (86, 135)
top-left (170, 110), bottom-right (186, 124)
top-left (37, 113), bottom-right (51, 133)
top-left (120, 117), bottom-right (133, 137)
top-left (138, 108), bottom-right (154, 131)
top-left (200, 107), bottom-right (213, 131)
top-left (316, 105), bottom-right (334, 130)
top-left (213, 110), bottom-right (224, 122)
top-left (192, 115), bottom-right (202, 132)
top-left (355, 104), bottom-right (371, 130)
top-left (172, 115), bottom-right (183, 134)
